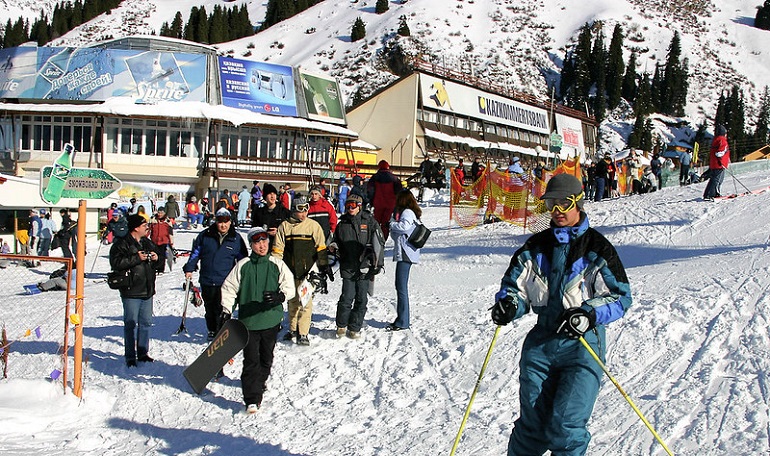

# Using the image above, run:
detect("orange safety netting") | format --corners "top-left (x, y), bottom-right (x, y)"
top-left (450, 158), bottom-right (582, 233)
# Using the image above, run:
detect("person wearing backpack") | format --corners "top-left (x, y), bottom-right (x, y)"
top-left (387, 190), bottom-right (423, 331)
top-left (328, 194), bottom-right (384, 339)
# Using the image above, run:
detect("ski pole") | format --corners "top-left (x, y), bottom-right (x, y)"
top-left (89, 231), bottom-right (105, 274)
top-left (176, 276), bottom-right (192, 335)
top-left (578, 336), bottom-right (674, 456)
top-left (726, 167), bottom-right (751, 194)
top-left (450, 325), bottom-right (501, 456)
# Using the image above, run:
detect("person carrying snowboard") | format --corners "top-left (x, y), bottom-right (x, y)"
top-left (221, 226), bottom-right (295, 413)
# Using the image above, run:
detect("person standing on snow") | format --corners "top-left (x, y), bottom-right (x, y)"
top-left (329, 194), bottom-right (384, 339)
top-left (220, 226), bottom-right (295, 414)
top-left (238, 185), bottom-right (252, 227)
top-left (183, 207), bottom-right (249, 341)
top-left (387, 190), bottom-right (423, 331)
top-left (703, 124), bottom-right (731, 201)
top-left (491, 173), bottom-right (632, 456)
top-left (109, 214), bottom-right (162, 367)
top-left (367, 160), bottom-right (403, 239)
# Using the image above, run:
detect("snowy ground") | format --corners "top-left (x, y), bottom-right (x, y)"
top-left (3, 170), bottom-right (770, 455)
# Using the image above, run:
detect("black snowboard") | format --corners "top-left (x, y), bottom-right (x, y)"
top-left (183, 319), bottom-right (249, 394)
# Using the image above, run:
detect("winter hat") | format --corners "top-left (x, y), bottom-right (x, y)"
top-left (512, 156), bottom-right (521, 163)
top-left (127, 214), bottom-right (146, 232)
top-left (157, 206), bottom-right (166, 212)
top-left (291, 195), bottom-right (309, 212)
top-left (263, 183), bottom-right (278, 196)
top-left (353, 175), bottom-right (362, 185)
top-left (378, 160), bottom-right (390, 170)
top-left (347, 194), bottom-right (363, 205)
top-left (716, 124), bottom-right (727, 136)
top-left (215, 207), bottom-right (231, 218)
top-left (247, 225), bottom-right (268, 243)
top-left (39, 209), bottom-right (47, 215)
top-left (541, 174), bottom-right (585, 209)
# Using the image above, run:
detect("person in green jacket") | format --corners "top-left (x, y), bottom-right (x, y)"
top-left (221, 226), bottom-right (295, 414)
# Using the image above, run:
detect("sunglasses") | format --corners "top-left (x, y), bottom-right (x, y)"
top-left (250, 232), bottom-right (269, 243)
top-left (543, 192), bottom-right (584, 214)
top-left (294, 203), bottom-right (309, 212)
top-left (215, 215), bottom-right (232, 223)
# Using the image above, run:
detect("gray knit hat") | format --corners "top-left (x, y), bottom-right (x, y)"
top-left (541, 174), bottom-right (585, 209)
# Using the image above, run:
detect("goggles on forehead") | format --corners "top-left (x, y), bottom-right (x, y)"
top-left (250, 231), bottom-right (269, 243)
top-left (215, 215), bottom-right (232, 223)
top-left (543, 192), bottom-right (584, 214)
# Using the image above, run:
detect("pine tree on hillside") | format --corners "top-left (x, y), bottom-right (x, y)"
top-left (376, 0), bottom-right (389, 14)
top-left (351, 17), bottom-right (366, 42)
top-left (634, 73), bottom-right (653, 117)
top-left (753, 86), bottom-right (770, 148)
top-left (564, 23), bottom-right (593, 111)
top-left (627, 115), bottom-right (645, 149)
top-left (605, 24), bottom-right (625, 110)
top-left (621, 52), bottom-right (638, 103)
top-left (640, 118), bottom-right (654, 152)
top-left (725, 85), bottom-right (747, 159)
top-left (262, 0), bottom-right (296, 30)
top-left (660, 32), bottom-right (688, 116)
top-left (756, 0), bottom-right (770, 30)
top-left (397, 15), bottom-right (410, 36)
top-left (170, 12), bottom-right (184, 38)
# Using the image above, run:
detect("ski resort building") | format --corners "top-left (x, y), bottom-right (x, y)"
top-left (347, 61), bottom-right (598, 178)
top-left (0, 36), bottom-right (366, 209)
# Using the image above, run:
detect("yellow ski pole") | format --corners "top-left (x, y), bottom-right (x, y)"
top-left (578, 336), bottom-right (674, 456)
top-left (450, 325), bottom-right (501, 456)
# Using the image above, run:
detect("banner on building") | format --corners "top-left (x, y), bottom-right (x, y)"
top-left (0, 46), bottom-right (208, 103)
top-left (218, 57), bottom-right (297, 116)
top-left (419, 74), bottom-right (550, 135)
top-left (297, 70), bottom-right (346, 125)
top-left (554, 113), bottom-right (586, 160)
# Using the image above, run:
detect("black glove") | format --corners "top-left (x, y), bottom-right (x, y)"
top-left (557, 306), bottom-right (596, 339)
top-left (263, 290), bottom-right (286, 307)
top-left (217, 310), bottom-right (231, 329)
top-left (322, 264), bottom-right (334, 282)
top-left (491, 295), bottom-right (517, 326)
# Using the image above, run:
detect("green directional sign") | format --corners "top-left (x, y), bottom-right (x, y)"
top-left (550, 132), bottom-right (563, 148)
top-left (40, 167), bottom-right (122, 200)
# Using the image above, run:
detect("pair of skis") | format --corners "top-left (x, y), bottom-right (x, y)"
top-left (175, 277), bottom-right (203, 335)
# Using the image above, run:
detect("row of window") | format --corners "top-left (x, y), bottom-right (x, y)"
top-left (418, 109), bottom-right (549, 146)
top-left (15, 115), bottom-right (332, 163)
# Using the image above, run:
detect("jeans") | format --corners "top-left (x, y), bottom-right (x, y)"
top-left (594, 177), bottom-right (605, 202)
top-left (336, 276), bottom-right (370, 332)
top-left (187, 213), bottom-right (204, 226)
top-left (394, 261), bottom-right (412, 328)
top-left (37, 237), bottom-right (51, 256)
top-left (122, 297), bottom-right (153, 361)
top-left (703, 168), bottom-right (726, 199)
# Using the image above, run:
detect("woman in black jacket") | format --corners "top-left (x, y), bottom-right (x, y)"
top-left (109, 214), bottom-right (161, 367)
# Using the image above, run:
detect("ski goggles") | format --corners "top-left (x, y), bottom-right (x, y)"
top-left (345, 200), bottom-right (362, 210)
top-left (543, 192), bottom-right (584, 213)
top-left (293, 203), bottom-right (309, 212)
top-left (215, 215), bottom-right (232, 223)
top-left (250, 232), bottom-right (269, 243)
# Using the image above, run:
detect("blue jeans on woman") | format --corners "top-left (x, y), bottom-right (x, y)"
top-left (394, 261), bottom-right (412, 329)
top-left (122, 297), bottom-right (153, 363)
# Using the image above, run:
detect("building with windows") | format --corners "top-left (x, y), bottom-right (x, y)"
top-left (0, 36), bottom-right (363, 203)
top-left (346, 61), bottom-right (598, 176)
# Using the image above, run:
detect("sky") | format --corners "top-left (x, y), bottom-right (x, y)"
top-left (2, 166), bottom-right (770, 455)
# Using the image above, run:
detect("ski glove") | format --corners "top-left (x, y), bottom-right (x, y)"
top-left (322, 264), bottom-right (335, 282)
top-left (263, 290), bottom-right (286, 307)
top-left (557, 305), bottom-right (596, 339)
top-left (491, 294), bottom-right (517, 326)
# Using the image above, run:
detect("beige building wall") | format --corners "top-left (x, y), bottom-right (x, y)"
top-left (346, 74), bottom-right (419, 168)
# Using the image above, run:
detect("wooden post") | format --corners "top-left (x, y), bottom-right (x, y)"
top-left (73, 200), bottom-right (87, 398)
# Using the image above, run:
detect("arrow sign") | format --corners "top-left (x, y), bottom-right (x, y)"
top-left (40, 167), bottom-right (122, 200)
top-left (550, 132), bottom-right (563, 148)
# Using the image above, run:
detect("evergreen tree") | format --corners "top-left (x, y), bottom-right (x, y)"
top-left (375, 0), bottom-right (389, 14)
top-left (566, 23), bottom-right (593, 111)
top-left (195, 6), bottom-right (209, 43)
top-left (589, 27), bottom-right (606, 87)
top-left (753, 86), bottom-right (770, 148)
top-left (627, 114), bottom-right (645, 149)
top-left (351, 17), bottom-right (366, 42)
top-left (30, 13), bottom-right (51, 45)
top-left (660, 32), bottom-right (688, 116)
top-left (209, 5), bottom-right (224, 44)
top-left (634, 73), bottom-right (653, 117)
top-left (170, 11), bottom-right (184, 38)
top-left (559, 49), bottom-right (575, 101)
top-left (397, 14), bottom-right (410, 36)
top-left (650, 65), bottom-right (663, 113)
top-left (714, 92), bottom-right (727, 130)
top-left (756, 0), bottom-right (770, 30)
top-left (621, 52), bottom-right (638, 103)
top-left (640, 118), bottom-right (654, 152)
top-left (725, 85), bottom-right (747, 159)
top-left (262, 0), bottom-right (296, 30)
top-left (605, 24), bottom-right (625, 110)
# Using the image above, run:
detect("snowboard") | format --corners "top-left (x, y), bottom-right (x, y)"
top-left (183, 319), bottom-right (249, 394)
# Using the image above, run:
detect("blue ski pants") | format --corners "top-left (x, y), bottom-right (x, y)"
top-left (508, 326), bottom-right (604, 456)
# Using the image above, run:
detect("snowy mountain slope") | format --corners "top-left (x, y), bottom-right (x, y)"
top-left (5, 0), bottom-right (768, 124)
top-left (3, 171), bottom-right (770, 455)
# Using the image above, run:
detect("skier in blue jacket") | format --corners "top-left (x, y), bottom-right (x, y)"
top-left (492, 173), bottom-right (632, 456)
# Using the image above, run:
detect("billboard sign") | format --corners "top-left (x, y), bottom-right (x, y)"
top-left (218, 57), bottom-right (297, 116)
top-left (419, 74), bottom-right (549, 135)
top-left (0, 46), bottom-right (208, 103)
top-left (297, 70), bottom-right (346, 125)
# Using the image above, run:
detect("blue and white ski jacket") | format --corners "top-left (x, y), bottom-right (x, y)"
top-left (498, 213), bottom-right (632, 332)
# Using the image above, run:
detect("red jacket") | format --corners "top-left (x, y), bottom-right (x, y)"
top-left (149, 217), bottom-right (173, 246)
top-left (709, 135), bottom-right (730, 170)
top-left (308, 198), bottom-right (338, 239)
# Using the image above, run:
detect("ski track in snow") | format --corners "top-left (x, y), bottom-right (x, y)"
top-left (3, 172), bottom-right (770, 454)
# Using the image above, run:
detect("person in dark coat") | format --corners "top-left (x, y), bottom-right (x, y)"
top-left (109, 214), bottom-right (161, 367)
top-left (329, 194), bottom-right (385, 339)
top-left (367, 160), bottom-right (403, 239)
top-left (183, 207), bottom-right (249, 340)
top-left (251, 183), bottom-right (291, 250)
top-left (58, 208), bottom-right (77, 259)
top-left (349, 175), bottom-right (369, 210)
top-left (593, 152), bottom-right (611, 202)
